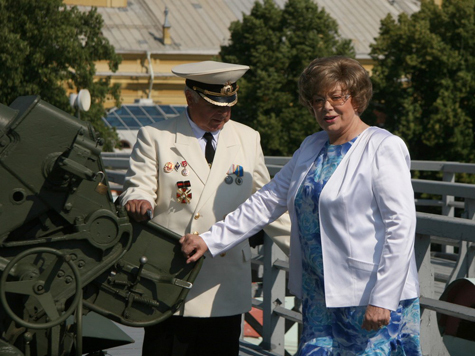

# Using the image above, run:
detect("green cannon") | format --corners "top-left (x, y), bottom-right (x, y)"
top-left (0, 96), bottom-right (203, 356)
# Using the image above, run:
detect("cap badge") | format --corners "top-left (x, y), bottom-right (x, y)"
top-left (221, 82), bottom-right (233, 96)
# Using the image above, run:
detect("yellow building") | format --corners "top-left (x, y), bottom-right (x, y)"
top-left (65, 0), bottom-right (422, 109)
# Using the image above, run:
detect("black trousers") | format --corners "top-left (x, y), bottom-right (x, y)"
top-left (142, 314), bottom-right (242, 356)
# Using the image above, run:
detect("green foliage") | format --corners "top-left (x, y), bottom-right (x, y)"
top-left (220, 0), bottom-right (354, 155)
top-left (0, 0), bottom-right (121, 151)
top-left (369, 0), bottom-right (475, 162)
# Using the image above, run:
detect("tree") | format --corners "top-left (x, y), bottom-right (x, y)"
top-left (369, 0), bottom-right (475, 162)
top-left (0, 0), bottom-right (122, 151)
top-left (220, 0), bottom-right (354, 156)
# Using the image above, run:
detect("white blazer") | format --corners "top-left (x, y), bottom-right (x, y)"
top-left (120, 112), bottom-right (290, 317)
top-left (202, 127), bottom-right (419, 311)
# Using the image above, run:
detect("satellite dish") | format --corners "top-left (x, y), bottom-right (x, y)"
top-left (69, 93), bottom-right (78, 108)
top-left (77, 89), bottom-right (91, 112)
top-left (69, 89), bottom-right (91, 112)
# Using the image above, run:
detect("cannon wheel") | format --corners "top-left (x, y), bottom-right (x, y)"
top-left (0, 247), bottom-right (82, 329)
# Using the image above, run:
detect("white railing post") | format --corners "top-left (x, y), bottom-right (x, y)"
top-left (441, 172), bottom-right (455, 217)
top-left (463, 198), bottom-right (475, 278)
top-left (415, 233), bottom-right (450, 356)
top-left (441, 172), bottom-right (455, 253)
top-left (261, 234), bottom-right (286, 354)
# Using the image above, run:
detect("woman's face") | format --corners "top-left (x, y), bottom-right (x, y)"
top-left (309, 84), bottom-right (360, 144)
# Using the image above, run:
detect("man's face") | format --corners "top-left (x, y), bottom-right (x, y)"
top-left (186, 91), bottom-right (231, 132)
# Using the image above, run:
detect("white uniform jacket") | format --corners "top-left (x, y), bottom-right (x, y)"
top-left (120, 112), bottom-right (290, 317)
top-left (202, 126), bottom-right (420, 312)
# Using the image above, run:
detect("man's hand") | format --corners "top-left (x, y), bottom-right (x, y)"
top-left (180, 234), bottom-right (209, 264)
top-left (124, 199), bottom-right (153, 222)
top-left (362, 304), bottom-right (391, 331)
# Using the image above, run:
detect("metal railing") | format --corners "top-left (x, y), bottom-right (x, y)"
top-left (253, 158), bottom-right (475, 356)
top-left (102, 153), bottom-right (475, 356)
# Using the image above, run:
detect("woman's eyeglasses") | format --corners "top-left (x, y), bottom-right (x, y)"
top-left (310, 94), bottom-right (351, 109)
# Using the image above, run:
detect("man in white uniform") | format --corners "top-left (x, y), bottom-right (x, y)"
top-left (120, 61), bottom-right (290, 356)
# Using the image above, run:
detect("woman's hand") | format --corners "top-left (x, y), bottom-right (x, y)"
top-left (180, 234), bottom-right (209, 264)
top-left (362, 305), bottom-right (390, 331)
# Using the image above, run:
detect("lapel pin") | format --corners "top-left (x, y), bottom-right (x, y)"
top-left (164, 162), bottom-right (173, 173)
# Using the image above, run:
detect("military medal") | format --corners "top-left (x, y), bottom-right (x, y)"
top-left (234, 165), bottom-right (243, 177)
top-left (176, 181), bottom-right (192, 204)
top-left (164, 162), bottom-right (173, 173)
top-left (225, 164), bottom-right (234, 184)
top-left (181, 161), bottom-right (189, 176)
top-left (234, 165), bottom-right (244, 185)
top-left (225, 164), bottom-right (245, 185)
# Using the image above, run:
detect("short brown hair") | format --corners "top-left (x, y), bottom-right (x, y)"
top-left (298, 56), bottom-right (372, 115)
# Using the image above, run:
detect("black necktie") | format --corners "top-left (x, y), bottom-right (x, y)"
top-left (203, 132), bottom-right (215, 166)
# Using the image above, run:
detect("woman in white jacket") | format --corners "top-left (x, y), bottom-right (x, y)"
top-left (181, 56), bottom-right (422, 355)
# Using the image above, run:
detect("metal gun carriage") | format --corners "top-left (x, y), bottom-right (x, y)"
top-left (0, 96), bottom-right (202, 356)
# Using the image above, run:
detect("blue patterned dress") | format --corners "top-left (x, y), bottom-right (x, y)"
top-left (294, 138), bottom-right (422, 356)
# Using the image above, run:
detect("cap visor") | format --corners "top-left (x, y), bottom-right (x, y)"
top-left (199, 93), bottom-right (238, 107)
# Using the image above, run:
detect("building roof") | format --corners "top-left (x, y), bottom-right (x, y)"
top-left (102, 101), bottom-right (187, 149)
top-left (75, 0), bottom-right (421, 58)
top-left (103, 102), bottom-right (186, 131)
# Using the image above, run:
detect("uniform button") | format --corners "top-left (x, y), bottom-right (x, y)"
top-left (194, 213), bottom-right (201, 220)
top-left (220, 253), bottom-right (226, 257)
top-left (193, 231), bottom-right (199, 235)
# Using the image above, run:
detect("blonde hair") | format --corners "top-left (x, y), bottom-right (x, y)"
top-left (298, 56), bottom-right (372, 115)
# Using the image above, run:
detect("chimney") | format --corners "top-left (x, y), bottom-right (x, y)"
top-left (163, 7), bottom-right (171, 45)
